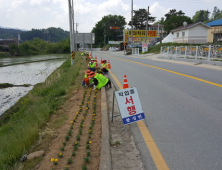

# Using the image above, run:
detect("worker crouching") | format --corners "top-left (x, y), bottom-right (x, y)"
top-left (88, 59), bottom-right (97, 72)
top-left (101, 60), bottom-right (109, 74)
top-left (88, 71), bottom-right (112, 90)
top-left (82, 70), bottom-right (91, 87)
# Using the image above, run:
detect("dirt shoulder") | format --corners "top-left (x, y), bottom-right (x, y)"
top-left (106, 82), bottom-right (144, 170)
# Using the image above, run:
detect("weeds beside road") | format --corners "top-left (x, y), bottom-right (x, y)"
top-left (0, 52), bottom-right (87, 169)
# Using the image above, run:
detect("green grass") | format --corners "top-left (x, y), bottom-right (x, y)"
top-left (0, 52), bottom-right (85, 169)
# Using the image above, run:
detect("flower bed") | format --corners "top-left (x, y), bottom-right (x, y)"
top-left (38, 88), bottom-right (101, 170)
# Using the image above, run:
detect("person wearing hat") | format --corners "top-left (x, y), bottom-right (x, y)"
top-left (82, 70), bottom-right (91, 87)
top-left (101, 60), bottom-right (109, 74)
top-left (88, 58), bottom-right (97, 72)
top-left (88, 71), bottom-right (112, 90)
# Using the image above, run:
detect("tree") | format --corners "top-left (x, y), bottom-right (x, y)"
top-left (91, 15), bottom-right (126, 47)
top-left (164, 15), bottom-right (193, 34)
top-left (192, 10), bottom-right (210, 23)
top-left (9, 43), bottom-right (19, 56)
top-left (211, 6), bottom-right (222, 20)
top-left (165, 9), bottom-right (185, 21)
top-left (153, 17), bottom-right (165, 25)
top-left (128, 8), bottom-right (156, 29)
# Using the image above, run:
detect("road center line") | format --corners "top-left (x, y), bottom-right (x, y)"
top-left (103, 54), bottom-right (222, 88)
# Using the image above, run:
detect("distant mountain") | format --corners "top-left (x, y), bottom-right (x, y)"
top-left (0, 26), bottom-right (70, 42)
top-left (0, 25), bottom-right (27, 31)
top-left (0, 27), bottom-right (24, 39)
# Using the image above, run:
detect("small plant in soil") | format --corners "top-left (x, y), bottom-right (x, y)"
top-left (70, 126), bottom-right (73, 129)
top-left (60, 147), bottom-right (65, 151)
top-left (62, 142), bottom-right (66, 146)
top-left (88, 134), bottom-right (91, 138)
top-left (86, 144), bottom-right (90, 149)
top-left (72, 152), bottom-right (76, 156)
top-left (67, 130), bottom-right (72, 136)
top-left (83, 157), bottom-right (91, 163)
top-left (79, 129), bottom-right (82, 135)
top-left (51, 158), bottom-right (58, 165)
top-left (86, 140), bottom-right (92, 144)
top-left (76, 134), bottom-right (80, 141)
top-left (115, 141), bottom-right (121, 145)
top-left (73, 145), bottom-right (78, 151)
top-left (89, 130), bottom-right (93, 135)
top-left (57, 153), bottom-right (63, 157)
top-left (67, 158), bottom-right (73, 164)
top-left (65, 135), bottom-right (69, 141)
top-left (82, 165), bottom-right (87, 170)
top-left (86, 151), bottom-right (91, 156)
top-left (73, 141), bottom-right (79, 146)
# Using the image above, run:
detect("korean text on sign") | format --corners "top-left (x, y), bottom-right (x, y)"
top-left (115, 87), bottom-right (145, 125)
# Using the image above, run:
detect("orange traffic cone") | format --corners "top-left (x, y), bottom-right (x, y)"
top-left (108, 60), bottom-right (112, 69)
top-left (100, 57), bottom-right (103, 64)
top-left (95, 56), bottom-right (97, 62)
top-left (123, 75), bottom-right (129, 89)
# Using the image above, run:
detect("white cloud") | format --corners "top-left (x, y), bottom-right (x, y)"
top-left (76, 0), bottom-right (130, 32)
top-left (150, 2), bottom-right (171, 21)
top-left (11, 0), bottom-right (25, 8)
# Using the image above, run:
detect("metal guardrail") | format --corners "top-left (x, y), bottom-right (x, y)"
top-left (160, 45), bottom-right (222, 61)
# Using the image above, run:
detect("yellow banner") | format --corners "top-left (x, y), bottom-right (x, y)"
top-left (124, 30), bottom-right (157, 38)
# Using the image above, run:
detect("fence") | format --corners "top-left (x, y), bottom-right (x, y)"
top-left (160, 45), bottom-right (222, 61)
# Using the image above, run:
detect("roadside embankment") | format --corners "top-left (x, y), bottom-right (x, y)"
top-left (0, 52), bottom-right (87, 169)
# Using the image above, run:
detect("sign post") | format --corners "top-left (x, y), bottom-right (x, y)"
top-left (142, 43), bottom-right (148, 53)
top-left (123, 42), bottom-right (126, 55)
top-left (114, 87), bottom-right (145, 130)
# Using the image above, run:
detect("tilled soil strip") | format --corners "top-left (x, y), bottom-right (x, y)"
top-left (38, 88), bottom-right (101, 170)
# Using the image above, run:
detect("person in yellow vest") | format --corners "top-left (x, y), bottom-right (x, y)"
top-left (88, 59), bottom-right (97, 72)
top-left (88, 71), bottom-right (112, 90)
top-left (101, 60), bottom-right (109, 74)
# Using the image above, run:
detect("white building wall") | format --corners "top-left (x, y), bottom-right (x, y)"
top-left (173, 29), bottom-right (189, 43)
top-left (188, 25), bottom-right (208, 44)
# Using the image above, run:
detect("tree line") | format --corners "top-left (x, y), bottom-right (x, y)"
top-left (9, 37), bottom-right (70, 56)
top-left (155, 6), bottom-right (222, 34)
top-left (0, 27), bottom-right (69, 43)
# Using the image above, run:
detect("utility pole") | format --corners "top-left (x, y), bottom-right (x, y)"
top-left (131, 0), bottom-right (133, 48)
top-left (68, 0), bottom-right (73, 52)
top-left (145, 6), bottom-right (149, 43)
top-left (71, 0), bottom-right (75, 52)
top-left (68, 0), bottom-right (75, 65)
top-left (76, 23), bottom-right (78, 50)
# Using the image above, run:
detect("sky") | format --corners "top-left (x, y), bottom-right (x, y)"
top-left (0, 0), bottom-right (222, 33)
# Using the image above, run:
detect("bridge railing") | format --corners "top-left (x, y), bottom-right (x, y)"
top-left (160, 45), bottom-right (222, 61)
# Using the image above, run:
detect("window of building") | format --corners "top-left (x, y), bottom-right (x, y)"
top-left (177, 33), bottom-right (179, 37)
top-left (182, 32), bottom-right (185, 37)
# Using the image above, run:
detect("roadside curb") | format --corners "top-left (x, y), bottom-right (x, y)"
top-left (99, 87), bottom-right (112, 170)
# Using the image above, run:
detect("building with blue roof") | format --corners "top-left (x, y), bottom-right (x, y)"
top-left (206, 19), bottom-right (222, 43)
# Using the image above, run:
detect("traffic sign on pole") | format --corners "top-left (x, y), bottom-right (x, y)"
top-left (115, 87), bottom-right (145, 125)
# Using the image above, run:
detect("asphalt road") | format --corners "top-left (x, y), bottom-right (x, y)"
top-left (94, 51), bottom-right (222, 170)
